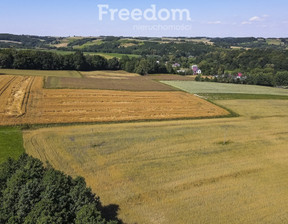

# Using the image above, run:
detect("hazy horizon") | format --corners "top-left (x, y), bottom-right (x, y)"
top-left (1, 0), bottom-right (288, 38)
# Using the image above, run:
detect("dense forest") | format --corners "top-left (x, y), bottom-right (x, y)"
top-left (0, 154), bottom-right (121, 224)
top-left (1, 34), bottom-right (288, 86)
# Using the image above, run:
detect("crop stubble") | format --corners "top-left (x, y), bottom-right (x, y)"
top-left (24, 100), bottom-right (288, 224)
top-left (0, 75), bottom-right (229, 125)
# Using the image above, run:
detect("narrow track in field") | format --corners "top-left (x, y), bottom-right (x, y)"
top-left (19, 77), bottom-right (36, 117)
top-left (0, 76), bottom-right (17, 96)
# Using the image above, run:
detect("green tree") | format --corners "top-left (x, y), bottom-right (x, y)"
top-left (73, 51), bottom-right (88, 71)
top-left (275, 71), bottom-right (288, 86)
top-left (0, 154), bottom-right (121, 224)
top-left (107, 57), bottom-right (119, 70)
top-left (75, 204), bottom-right (105, 224)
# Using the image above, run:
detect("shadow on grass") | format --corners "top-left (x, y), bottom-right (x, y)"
top-left (101, 204), bottom-right (125, 224)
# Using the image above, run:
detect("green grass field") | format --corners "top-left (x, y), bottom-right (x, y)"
top-left (201, 93), bottom-right (288, 100)
top-left (162, 81), bottom-right (288, 96)
top-left (0, 127), bottom-right (25, 163)
top-left (266, 39), bottom-right (282, 46)
top-left (93, 52), bottom-right (140, 59)
top-left (40, 49), bottom-right (140, 59)
top-left (73, 40), bottom-right (104, 49)
top-left (0, 69), bottom-right (82, 78)
top-left (24, 99), bottom-right (288, 224)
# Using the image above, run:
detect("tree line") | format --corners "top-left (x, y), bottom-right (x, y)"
top-left (0, 49), bottom-right (118, 71)
top-left (0, 154), bottom-right (121, 224)
top-left (1, 45), bottom-right (288, 86)
top-left (0, 49), bottom-right (169, 75)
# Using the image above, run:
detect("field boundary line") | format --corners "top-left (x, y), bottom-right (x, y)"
top-left (15, 113), bottom-right (239, 130)
top-left (160, 81), bottom-right (239, 118)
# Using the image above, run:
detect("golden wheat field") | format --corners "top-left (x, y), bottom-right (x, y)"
top-left (0, 75), bottom-right (229, 125)
top-left (24, 99), bottom-right (288, 224)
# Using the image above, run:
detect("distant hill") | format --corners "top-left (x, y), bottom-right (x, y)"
top-left (0, 34), bottom-right (287, 52)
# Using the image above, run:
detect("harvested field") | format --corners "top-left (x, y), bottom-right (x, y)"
top-left (0, 75), bottom-right (229, 125)
top-left (44, 70), bottom-right (195, 91)
top-left (44, 76), bottom-right (177, 91)
top-left (24, 100), bottom-right (288, 224)
top-left (0, 75), bottom-right (35, 117)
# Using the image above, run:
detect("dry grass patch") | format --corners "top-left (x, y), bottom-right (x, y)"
top-left (146, 74), bottom-right (195, 81)
top-left (81, 70), bottom-right (140, 78)
top-left (24, 100), bottom-right (288, 224)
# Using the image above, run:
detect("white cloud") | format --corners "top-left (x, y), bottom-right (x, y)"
top-left (249, 16), bottom-right (261, 22)
top-left (207, 21), bottom-right (221, 24)
top-left (242, 15), bottom-right (269, 25)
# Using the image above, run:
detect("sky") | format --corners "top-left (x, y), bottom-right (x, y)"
top-left (1, 0), bottom-right (288, 37)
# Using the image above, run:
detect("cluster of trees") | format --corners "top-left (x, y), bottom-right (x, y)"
top-left (0, 34), bottom-right (57, 49)
top-left (194, 48), bottom-right (288, 86)
top-left (210, 37), bottom-right (288, 49)
top-left (0, 154), bottom-right (121, 224)
top-left (196, 48), bottom-right (288, 74)
top-left (0, 49), bottom-right (119, 71)
top-left (120, 56), bottom-right (169, 75)
top-left (197, 70), bottom-right (288, 87)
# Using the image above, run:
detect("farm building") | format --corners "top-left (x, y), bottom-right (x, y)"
top-left (192, 65), bottom-right (202, 75)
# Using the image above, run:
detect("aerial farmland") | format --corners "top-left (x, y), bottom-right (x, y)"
top-left (1, 29), bottom-right (288, 223)
top-left (0, 66), bottom-right (288, 223)
top-left (0, 70), bottom-right (228, 125)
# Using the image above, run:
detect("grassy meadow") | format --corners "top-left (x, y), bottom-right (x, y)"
top-left (0, 127), bottom-right (25, 163)
top-left (162, 81), bottom-right (288, 96)
top-left (43, 49), bottom-right (140, 59)
top-left (92, 52), bottom-right (140, 59)
top-left (24, 99), bottom-right (288, 224)
top-left (200, 93), bottom-right (288, 100)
